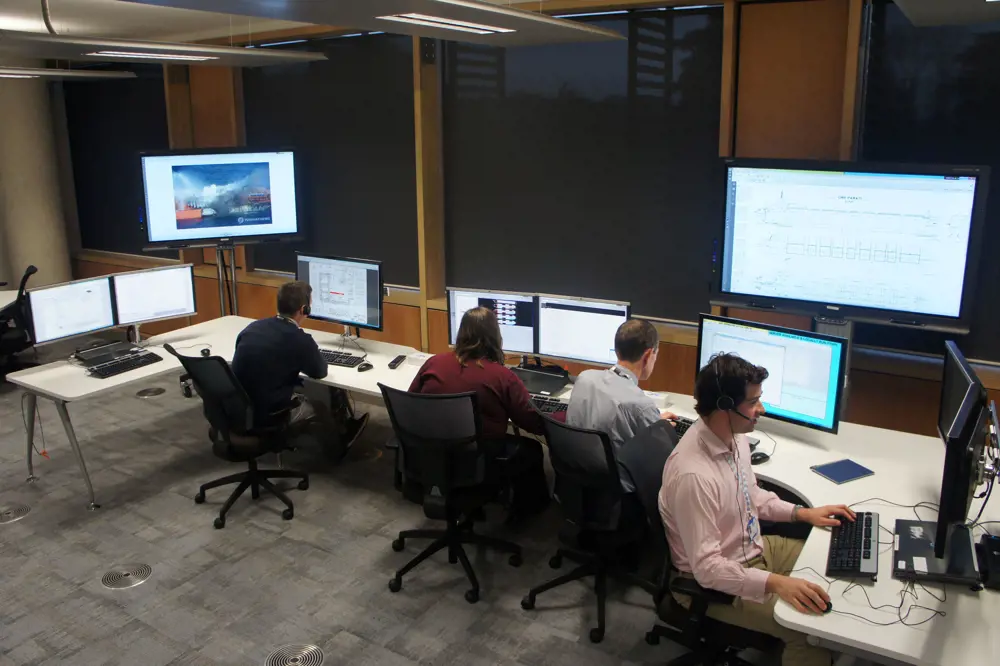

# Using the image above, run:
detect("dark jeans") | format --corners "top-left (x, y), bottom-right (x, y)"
top-left (484, 435), bottom-right (551, 518)
top-left (288, 384), bottom-right (356, 462)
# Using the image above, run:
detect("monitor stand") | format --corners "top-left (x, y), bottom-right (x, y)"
top-left (893, 520), bottom-right (982, 590)
top-left (214, 244), bottom-right (239, 317)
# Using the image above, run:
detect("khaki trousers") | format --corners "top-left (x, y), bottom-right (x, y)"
top-left (674, 536), bottom-right (832, 666)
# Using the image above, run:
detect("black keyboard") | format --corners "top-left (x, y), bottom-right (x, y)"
top-left (826, 511), bottom-right (880, 579)
top-left (531, 396), bottom-right (567, 414)
top-left (674, 416), bottom-right (695, 436)
top-left (320, 349), bottom-right (364, 368)
top-left (88, 351), bottom-right (163, 379)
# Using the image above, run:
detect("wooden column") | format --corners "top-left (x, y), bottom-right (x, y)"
top-left (719, 0), bottom-right (738, 157)
top-left (413, 37), bottom-right (446, 352)
top-left (840, 0), bottom-right (865, 160)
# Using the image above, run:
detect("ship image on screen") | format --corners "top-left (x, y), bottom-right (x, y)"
top-left (721, 167), bottom-right (978, 318)
top-left (172, 162), bottom-right (272, 230)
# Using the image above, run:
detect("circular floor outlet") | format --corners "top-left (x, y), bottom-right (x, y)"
top-left (0, 504), bottom-right (30, 524)
top-left (101, 563), bottom-right (152, 589)
top-left (264, 644), bottom-right (324, 666)
top-left (136, 387), bottom-right (166, 398)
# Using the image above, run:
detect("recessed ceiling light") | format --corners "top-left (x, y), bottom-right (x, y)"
top-left (399, 13), bottom-right (515, 33)
top-left (0, 74), bottom-right (40, 79)
top-left (86, 50), bottom-right (218, 61)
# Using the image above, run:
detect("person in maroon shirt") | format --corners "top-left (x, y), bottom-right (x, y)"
top-left (409, 307), bottom-right (550, 518)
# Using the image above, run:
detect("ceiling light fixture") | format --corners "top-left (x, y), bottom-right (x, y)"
top-left (377, 15), bottom-right (491, 34)
top-left (399, 13), bottom-right (515, 33)
top-left (86, 50), bottom-right (218, 61)
top-left (0, 66), bottom-right (137, 80)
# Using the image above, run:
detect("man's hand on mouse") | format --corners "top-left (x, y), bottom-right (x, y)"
top-left (794, 505), bottom-right (856, 527)
top-left (767, 574), bottom-right (830, 615)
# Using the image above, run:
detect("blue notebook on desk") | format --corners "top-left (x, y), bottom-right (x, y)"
top-left (810, 459), bottom-right (874, 485)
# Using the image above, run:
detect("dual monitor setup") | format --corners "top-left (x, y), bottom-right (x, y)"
top-left (27, 264), bottom-right (197, 347)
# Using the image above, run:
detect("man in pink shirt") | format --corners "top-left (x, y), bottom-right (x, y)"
top-left (658, 354), bottom-right (854, 666)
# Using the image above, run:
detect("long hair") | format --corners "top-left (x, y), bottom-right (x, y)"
top-left (455, 307), bottom-right (504, 366)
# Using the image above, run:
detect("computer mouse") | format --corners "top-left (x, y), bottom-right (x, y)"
top-left (200, 348), bottom-right (211, 358)
top-left (750, 451), bottom-right (770, 465)
top-left (357, 362), bottom-right (374, 372)
top-left (823, 601), bottom-right (833, 614)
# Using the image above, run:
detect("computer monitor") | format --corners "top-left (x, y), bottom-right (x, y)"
top-left (141, 149), bottom-right (301, 248)
top-left (718, 159), bottom-right (989, 329)
top-left (27, 276), bottom-right (116, 345)
top-left (697, 315), bottom-right (847, 433)
top-left (537, 295), bottom-right (630, 366)
top-left (112, 265), bottom-right (197, 326)
top-left (934, 341), bottom-right (990, 559)
top-left (296, 253), bottom-right (383, 330)
top-left (447, 288), bottom-right (537, 355)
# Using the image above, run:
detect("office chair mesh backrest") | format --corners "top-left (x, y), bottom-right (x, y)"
top-left (378, 384), bottom-right (484, 495)
top-left (164, 344), bottom-right (253, 435)
top-left (540, 415), bottom-right (623, 531)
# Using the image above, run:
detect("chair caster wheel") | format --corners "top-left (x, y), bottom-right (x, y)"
top-left (194, 492), bottom-right (205, 504)
top-left (391, 538), bottom-right (405, 552)
top-left (213, 517), bottom-right (225, 529)
top-left (388, 576), bottom-right (402, 593)
top-left (549, 555), bottom-right (562, 569)
top-left (508, 553), bottom-right (523, 567)
top-left (520, 595), bottom-right (535, 610)
top-left (282, 508), bottom-right (294, 520)
top-left (589, 628), bottom-right (604, 644)
top-left (297, 479), bottom-right (309, 491)
top-left (464, 589), bottom-right (479, 604)
top-left (645, 631), bottom-right (660, 646)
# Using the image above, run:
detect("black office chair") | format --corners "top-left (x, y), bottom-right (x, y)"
top-left (637, 460), bottom-right (779, 665)
top-left (164, 344), bottom-right (308, 529)
top-left (520, 414), bottom-right (652, 643)
top-left (379, 383), bottom-right (523, 604)
top-left (0, 265), bottom-right (38, 372)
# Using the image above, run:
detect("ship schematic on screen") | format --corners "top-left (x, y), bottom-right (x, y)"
top-left (172, 163), bottom-right (272, 230)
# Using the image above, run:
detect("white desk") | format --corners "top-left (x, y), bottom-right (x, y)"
top-left (7, 316), bottom-right (420, 510)
top-left (661, 394), bottom-right (999, 666)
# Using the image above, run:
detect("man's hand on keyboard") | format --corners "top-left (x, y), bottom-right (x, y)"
top-left (797, 505), bottom-right (856, 527)
top-left (660, 410), bottom-right (678, 423)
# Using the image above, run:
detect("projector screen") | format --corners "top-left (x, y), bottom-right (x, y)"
top-left (141, 150), bottom-right (300, 247)
top-left (719, 160), bottom-right (988, 326)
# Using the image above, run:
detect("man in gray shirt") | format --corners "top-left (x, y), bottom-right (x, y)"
top-left (567, 319), bottom-right (676, 489)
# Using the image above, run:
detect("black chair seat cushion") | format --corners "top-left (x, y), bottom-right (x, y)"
top-left (211, 431), bottom-right (281, 462)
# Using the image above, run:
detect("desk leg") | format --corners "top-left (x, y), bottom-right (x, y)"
top-left (25, 392), bottom-right (37, 483)
top-left (54, 401), bottom-right (100, 511)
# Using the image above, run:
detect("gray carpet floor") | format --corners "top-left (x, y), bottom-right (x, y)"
top-left (0, 344), bottom-right (706, 666)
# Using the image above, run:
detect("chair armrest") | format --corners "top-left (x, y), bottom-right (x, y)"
top-left (384, 437), bottom-right (400, 450)
top-left (670, 576), bottom-right (736, 606)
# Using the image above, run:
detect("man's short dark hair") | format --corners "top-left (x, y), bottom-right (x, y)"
top-left (614, 319), bottom-right (659, 363)
top-left (694, 353), bottom-right (769, 417)
top-left (277, 281), bottom-right (312, 317)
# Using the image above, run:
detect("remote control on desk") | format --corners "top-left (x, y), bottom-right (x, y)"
top-left (389, 355), bottom-right (406, 369)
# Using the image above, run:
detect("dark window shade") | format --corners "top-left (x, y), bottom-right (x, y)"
top-left (243, 35), bottom-right (418, 286)
top-left (442, 9), bottom-right (724, 321)
top-left (63, 65), bottom-right (170, 255)
top-left (858, 0), bottom-right (1000, 361)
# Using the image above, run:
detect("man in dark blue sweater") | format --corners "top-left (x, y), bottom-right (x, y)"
top-left (232, 281), bottom-right (367, 461)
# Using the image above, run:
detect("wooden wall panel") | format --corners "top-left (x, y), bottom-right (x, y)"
top-left (188, 66), bottom-right (241, 148)
top-left (642, 343), bottom-right (699, 396)
top-left (845, 371), bottom-right (940, 437)
top-left (428, 308), bottom-right (450, 355)
top-left (726, 307), bottom-right (813, 332)
top-left (735, 0), bottom-right (849, 159)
